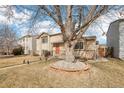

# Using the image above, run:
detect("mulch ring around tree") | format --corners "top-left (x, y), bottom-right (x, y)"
top-left (48, 64), bottom-right (90, 79)
top-left (40, 61), bottom-right (91, 79)
top-left (50, 60), bottom-right (90, 72)
top-left (45, 60), bottom-right (90, 77)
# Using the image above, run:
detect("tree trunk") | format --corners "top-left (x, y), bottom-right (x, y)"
top-left (7, 46), bottom-right (9, 55)
top-left (64, 6), bottom-right (76, 63)
top-left (65, 42), bottom-right (75, 62)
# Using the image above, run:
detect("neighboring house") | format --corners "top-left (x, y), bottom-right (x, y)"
top-left (18, 35), bottom-right (37, 55)
top-left (107, 19), bottom-right (124, 59)
top-left (36, 32), bottom-right (97, 59)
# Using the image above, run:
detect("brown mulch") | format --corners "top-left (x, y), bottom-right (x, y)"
top-left (42, 64), bottom-right (91, 79)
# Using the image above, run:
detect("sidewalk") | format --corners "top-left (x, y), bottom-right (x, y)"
top-left (0, 60), bottom-right (41, 71)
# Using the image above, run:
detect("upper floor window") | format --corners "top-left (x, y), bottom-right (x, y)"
top-left (42, 37), bottom-right (48, 43)
top-left (74, 42), bottom-right (83, 49)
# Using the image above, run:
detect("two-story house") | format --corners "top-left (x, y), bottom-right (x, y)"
top-left (36, 32), bottom-right (97, 59)
top-left (18, 32), bottom-right (99, 59)
top-left (18, 35), bottom-right (37, 55)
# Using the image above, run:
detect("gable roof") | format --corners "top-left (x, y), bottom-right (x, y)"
top-left (107, 19), bottom-right (124, 35)
top-left (50, 33), bottom-right (62, 36)
top-left (18, 35), bottom-right (32, 40)
top-left (83, 36), bottom-right (96, 40)
top-left (36, 32), bottom-right (96, 40)
top-left (108, 19), bottom-right (124, 30)
top-left (110, 19), bottom-right (124, 25)
top-left (19, 34), bottom-right (39, 40)
top-left (36, 32), bottom-right (49, 39)
top-left (36, 32), bottom-right (62, 39)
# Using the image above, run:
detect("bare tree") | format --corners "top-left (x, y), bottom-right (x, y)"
top-left (0, 24), bottom-right (16, 55)
top-left (0, 5), bottom-right (109, 62)
top-left (0, 6), bottom-right (17, 55)
top-left (15, 5), bottom-right (108, 62)
top-left (35, 5), bottom-right (108, 62)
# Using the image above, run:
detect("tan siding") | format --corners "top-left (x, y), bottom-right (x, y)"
top-left (50, 34), bottom-right (63, 43)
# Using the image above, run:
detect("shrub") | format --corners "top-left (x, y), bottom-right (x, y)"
top-left (12, 46), bottom-right (24, 55)
top-left (42, 50), bottom-right (51, 61)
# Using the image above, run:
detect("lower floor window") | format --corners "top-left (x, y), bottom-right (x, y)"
top-left (74, 42), bottom-right (83, 49)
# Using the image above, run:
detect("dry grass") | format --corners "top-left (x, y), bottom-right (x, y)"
top-left (88, 59), bottom-right (124, 88)
top-left (0, 55), bottom-right (40, 68)
top-left (0, 57), bottom-right (124, 88)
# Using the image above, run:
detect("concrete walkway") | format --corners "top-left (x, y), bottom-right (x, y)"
top-left (0, 60), bottom-right (41, 71)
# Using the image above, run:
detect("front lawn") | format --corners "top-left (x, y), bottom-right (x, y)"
top-left (0, 57), bottom-right (124, 88)
top-left (0, 55), bottom-right (40, 68)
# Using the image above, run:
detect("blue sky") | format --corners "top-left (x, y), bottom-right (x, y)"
top-left (0, 5), bottom-right (124, 44)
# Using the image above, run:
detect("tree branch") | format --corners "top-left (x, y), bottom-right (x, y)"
top-left (76, 6), bottom-right (108, 32)
top-left (39, 6), bottom-right (59, 26)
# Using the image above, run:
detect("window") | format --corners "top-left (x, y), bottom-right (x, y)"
top-left (42, 37), bottom-right (48, 43)
top-left (96, 41), bottom-right (99, 45)
top-left (74, 42), bottom-right (83, 49)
